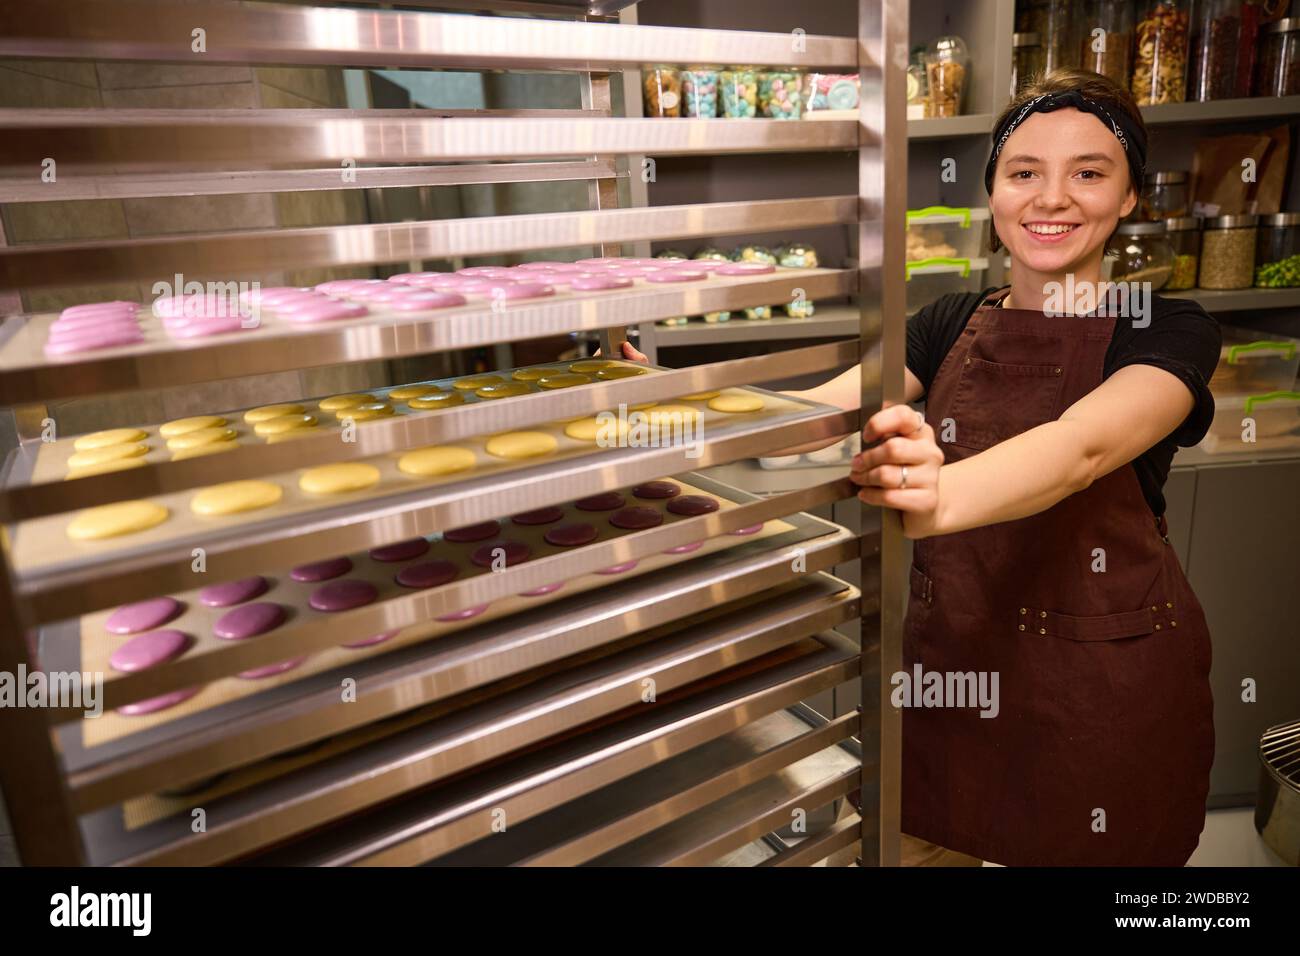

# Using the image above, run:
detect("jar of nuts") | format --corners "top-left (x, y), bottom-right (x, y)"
top-left (1199, 214), bottom-right (1258, 290)
top-left (643, 66), bottom-right (681, 118)
top-left (925, 35), bottom-right (969, 118)
top-left (1132, 0), bottom-right (1192, 106)
top-left (1079, 0), bottom-right (1133, 89)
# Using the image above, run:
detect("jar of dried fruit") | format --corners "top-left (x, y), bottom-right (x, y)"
top-left (1256, 17), bottom-right (1300, 97)
top-left (925, 35), bottom-right (969, 118)
top-left (1011, 32), bottom-right (1043, 97)
top-left (1189, 0), bottom-right (1241, 102)
top-left (1163, 216), bottom-right (1202, 291)
top-left (1132, 0), bottom-right (1192, 105)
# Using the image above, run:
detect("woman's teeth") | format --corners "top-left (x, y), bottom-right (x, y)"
top-left (1025, 223), bottom-right (1077, 235)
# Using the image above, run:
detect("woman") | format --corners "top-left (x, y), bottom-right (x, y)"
top-left (795, 70), bottom-right (1219, 866)
top-left (618, 69), bottom-right (1218, 866)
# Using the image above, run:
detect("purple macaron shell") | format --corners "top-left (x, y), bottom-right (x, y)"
top-left (290, 556), bottom-right (353, 582)
top-left (632, 481), bottom-right (681, 500)
top-left (213, 602), bottom-right (286, 640)
top-left (368, 538), bottom-right (430, 562)
top-left (109, 629), bottom-right (191, 673)
top-left (544, 522), bottom-right (598, 547)
top-left (470, 540), bottom-right (531, 568)
top-left (511, 506), bottom-right (566, 526)
top-left (609, 506), bottom-right (664, 530)
top-left (574, 492), bottom-right (625, 512)
top-left (199, 576), bottom-right (270, 608)
top-left (395, 559), bottom-right (460, 589)
top-left (342, 629), bottom-right (400, 649)
top-left (309, 579), bottom-right (379, 612)
top-left (106, 596), bottom-right (184, 635)
top-left (238, 657), bottom-right (308, 680)
top-left (664, 540), bottom-right (705, 554)
top-left (117, 686), bottom-right (202, 716)
top-left (436, 603), bottom-right (490, 622)
top-left (666, 494), bottom-right (720, 516)
top-left (443, 520), bottom-right (501, 543)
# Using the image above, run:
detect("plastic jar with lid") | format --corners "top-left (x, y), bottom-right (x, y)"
top-left (1111, 221), bottom-right (1175, 290)
top-left (758, 70), bottom-right (803, 119)
top-left (1079, 0), bottom-right (1133, 88)
top-left (1011, 33), bottom-right (1043, 97)
top-left (643, 67), bottom-right (681, 117)
top-left (925, 36), bottom-right (969, 118)
top-left (1255, 18), bottom-right (1300, 97)
top-left (719, 67), bottom-right (758, 118)
top-left (1021, 1), bottom-right (1079, 73)
top-left (1132, 0), bottom-right (1192, 105)
top-left (1164, 217), bottom-right (1202, 291)
top-left (1188, 0), bottom-right (1240, 101)
top-left (1199, 215), bottom-right (1258, 290)
top-left (1139, 171), bottom-right (1189, 221)
top-left (680, 68), bottom-right (718, 118)
top-left (1254, 212), bottom-right (1300, 288)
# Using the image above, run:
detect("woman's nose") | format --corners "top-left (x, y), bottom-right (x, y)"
top-left (1035, 174), bottom-right (1072, 209)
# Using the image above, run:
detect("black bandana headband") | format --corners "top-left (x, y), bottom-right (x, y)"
top-left (984, 91), bottom-right (1147, 196)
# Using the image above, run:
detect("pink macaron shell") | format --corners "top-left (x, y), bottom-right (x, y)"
top-left (605, 268), bottom-right (649, 279)
top-left (168, 314), bottom-right (257, 339)
top-left (213, 602), bottom-right (287, 640)
top-left (44, 328), bottom-right (145, 355)
top-left (314, 279), bottom-right (385, 295)
top-left (385, 291), bottom-right (467, 311)
top-left (106, 596), bottom-right (184, 635)
top-left (47, 318), bottom-right (142, 342)
top-left (569, 275), bottom-right (633, 291)
top-left (596, 560), bottom-right (639, 575)
top-left (488, 282), bottom-right (554, 300)
top-left (576, 257), bottom-right (625, 266)
top-left (388, 272), bottom-right (447, 285)
top-left (51, 309), bottom-right (140, 328)
top-left (730, 522), bottom-right (766, 536)
top-left (117, 686), bottom-right (202, 716)
top-left (716, 262), bottom-right (776, 276)
top-left (680, 259), bottom-right (728, 272)
top-left (453, 278), bottom-right (497, 294)
top-left (240, 286), bottom-right (310, 305)
top-left (237, 657), bottom-right (308, 680)
top-left (520, 582), bottom-right (565, 597)
top-left (435, 603), bottom-right (490, 622)
top-left (60, 300), bottom-right (140, 318)
top-left (646, 269), bottom-right (706, 283)
top-left (109, 629), bottom-right (191, 673)
top-left (199, 575), bottom-right (270, 608)
top-left (340, 283), bottom-right (413, 302)
top-left (664, 540), bottom-right (705, 554)
top-left (342, 629), bottom-right (400, 649)
top-left (309, 578), bottom-right (379, 612)
top-left (457, 267), bottom-right (515, 277)
top-left (281, 302), bottom-right (369, 324)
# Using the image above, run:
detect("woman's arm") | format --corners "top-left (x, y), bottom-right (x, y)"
top-left (853, 364), bottom-right (1195, 538)
top-left (773, 363), bottom-right (926, 456)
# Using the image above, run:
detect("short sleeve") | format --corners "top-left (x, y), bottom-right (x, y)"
top-left (1108, 298), bottom-right (1221, 447)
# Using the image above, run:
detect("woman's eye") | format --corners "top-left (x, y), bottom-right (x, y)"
top-left (1077, 169), bottom-right (1100, 180)
top-left (1013, 170), bottom-right (1034, 179)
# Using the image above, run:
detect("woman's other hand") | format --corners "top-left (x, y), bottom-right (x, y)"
top-left (851, 402), bottom-right (945, 539)
top-left (592, 340), bottom-right (649, 364)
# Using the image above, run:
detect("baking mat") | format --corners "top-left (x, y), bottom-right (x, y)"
top-left (0, 265), bottom-right (834, 373)
top-left (11, 370), bottom-right (814, 578)
top-left (73, 477), bottom-right (793, 747)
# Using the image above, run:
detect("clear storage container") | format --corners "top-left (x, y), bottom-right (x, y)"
top-left (1199, 214), bottom-right (1258, 290)
top-left (1110, 221), bottom-right (1174, 289)
top-left (1255, 212), bottom-right (1300, 288)
top-left (1256, 17), bottom-right (1300, 96)
top-left (680, 68), bottom-right (718, 118)
top-left (1011, 32), bottom-right (1043, 97)
top-left (719, 67), bottom-right (758, 118)
top-left (1164, 216), bottom-right (1201, 291)
top-left (925, 35), bottom-right (969, 118)
top-left (1209, 326), bottom-right (1300, 395)
top-left (758, 70), bottom-right (803, 119)
top-left (643, 66), bottom-right (681, 117)
top-left (905, 257), bottom-right (989, 314)
top-left (1139, 171), bottom-right (1189, 221)
top-left (1189, 0), bottom-right (1240, 101)
top-left (803, 73), bottom-right (860, 113)
top-left (1132, 0), bottom-right (1192, 105)
top-left (1200, 391), bottom-right (1300, 453)
top-left (906, 207), bottom-right (991, 263)
top-left (1021, 0), bottom-right (1079, 74)
top-left (1079, 0), bottom-right (1133, 88)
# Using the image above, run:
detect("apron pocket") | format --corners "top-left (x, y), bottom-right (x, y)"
top-left (1018, 604), bottom-right (1162, 642)
top-left (947, 356), bottom-right (1065, 451)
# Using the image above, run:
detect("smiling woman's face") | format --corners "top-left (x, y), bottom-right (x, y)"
top-left (990, 108), bottom-right (1137, 279)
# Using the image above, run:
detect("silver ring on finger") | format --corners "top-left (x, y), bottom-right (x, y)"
top-left (899, 464), bottom-right (909, 490)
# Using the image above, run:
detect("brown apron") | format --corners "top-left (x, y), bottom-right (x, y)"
top-left (902, 288), bottom-right (1215, 866)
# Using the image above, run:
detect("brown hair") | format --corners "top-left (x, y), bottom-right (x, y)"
top-left (988, 69), bottom-right (1148, 256)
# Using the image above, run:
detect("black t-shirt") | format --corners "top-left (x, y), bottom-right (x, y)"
top-left (905, 287), bottom-right (1222, 517)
